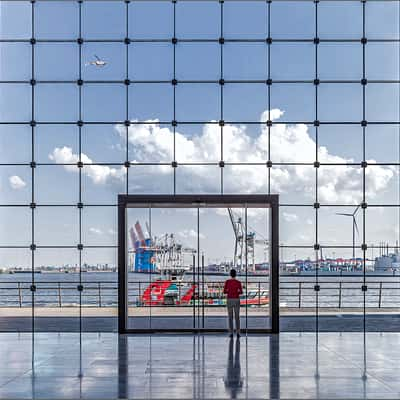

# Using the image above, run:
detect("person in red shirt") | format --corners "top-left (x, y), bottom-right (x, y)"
top-left (223, 269), bottom-right (243, 337)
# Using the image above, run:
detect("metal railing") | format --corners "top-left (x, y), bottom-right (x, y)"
top-left (0, 279), bottom-right (399, 309)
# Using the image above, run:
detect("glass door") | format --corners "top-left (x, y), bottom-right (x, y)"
top-left (120, 195), bottom-right (278, 333)
top-left (126, 205), bottom-right (197, 330)
top-left (199, 204), bottom-right (271, 331)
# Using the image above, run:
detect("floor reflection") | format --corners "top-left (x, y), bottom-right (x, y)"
top-left (1, 332), bottom-right (400, 399)
top-left (224, 338), bottom-right (243, 399)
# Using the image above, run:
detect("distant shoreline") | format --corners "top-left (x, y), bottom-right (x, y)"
top-left (0, 270), bottom-right (397, 278)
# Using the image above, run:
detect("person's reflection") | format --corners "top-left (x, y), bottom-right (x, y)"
top-left (224, 338), bottom-right (243, 399)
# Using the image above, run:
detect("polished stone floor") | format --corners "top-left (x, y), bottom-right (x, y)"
top-left (0, 332), bottom-right (399, 399)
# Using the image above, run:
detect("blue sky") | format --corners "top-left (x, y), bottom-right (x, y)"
top-left (0, 0), bottom-right (399, 267)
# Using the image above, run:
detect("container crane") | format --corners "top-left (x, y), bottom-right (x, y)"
top-left (227, 208), bottom-right (257, 272)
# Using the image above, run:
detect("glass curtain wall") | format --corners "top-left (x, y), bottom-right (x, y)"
top-left (0, 0), bottom-right (399, 337)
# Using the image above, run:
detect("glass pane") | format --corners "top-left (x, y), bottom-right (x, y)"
top-left (35, 1), bottom-right (78, 39)
top-left (366, 84), bottom-right (399, 122)
top-left (245, 207), bottom-right (271, 330)
top-left (0, 125), bottom-right (31, 163)
top-left (318, 84), bottom-right (362, 122)
top-left (129, 43), bottom-right (172, 81)
top-left (82, 43), bottom-right (125, 81)
top-left (318, 44), bottom-right (362, 81)
top-left (0, 43), bottom-right (31, 81)
top-left (126, 123), bottom-right (173, 164)
top-left (176, 1), bottom-right (220, 39)
top-left (271, 44), bottom-right (314, 81)
top-left (176, 85), bottom-right (220, 122)
top-left (318, 125), bottom-right (362, 164)
top-left (271, 84), bottom-right (314, 122)
top-left (36, 84), bottom-right (78, 122)
top-left (224, 83), bottom-right (267, 123)
top-left (0, 207), bottom-right (31, 246)
top-left (318, 165), bottom-right (362, 205)
top-left (128, 165), bottom-right (173, 195)
top-left (271, 165), bottom-right (315, 205)
top-left (279, 248), bottom-right (317, 320)
top-left (0, 84), bottom-right (31, 122)
top-left (175, 165), bottom-right (220, 194)
top-left (82, 247), bottom-right (118, 332)
top-left (365, 125), bottom-right (399, 164)
top-left (82, 206), bottom-right (117, 247)
top-left (82, 1), bottom-right (125, 39)
top-left (147, 207), bottom-right (197, 330)
top-left (35, 43), bottom-right (78, 81)
top-left (176, 43), bottom-right (220, 81)
top-left (271, 2), bottom-right (314, 39)
top-left (225, 43), bottom-right (267, 81)
top-left (129, 84), bottom-right (173, 122)
top-left (200, 207), bottom-right (235, 330)
top-left (319, 206), bottom-right (363, 249)
top-left (318, 1), bottom-right (362, 39)
top-left (34, 248), bottom-right (80, 332)
top-left (126, 207), bottom-right (151, 330)
top-left (366, 43), bottom-right (400, 81)
top-left (35, 165), bottom-right (78, 205)
top-left (175, 124), bottom-right (220, 164)
top-left (37, 125), bottom-right (78, 164)
top-left (82, 125), bottom-right (126, 164)
top-left (129, 1), bottom-right (173, 39)
top-left (0, 2), bottom-right (32, 39)
top-left (83, 85), bottom-right (125, 122)
top-left (280, 206), bottom-right (314, 248)
top-left (0, 166), bottom-right (31, 205)
top-left (0, 248), bottom-right (32, 332)
top-left (126, 206), bottom-right (197, 330)
top-left (223, 165), bottom-right (268, 195)
top-left (35, 206), bottom-right (79, 246)
top-left (224, 2), bottom-right (267, 39)
top-left (366, 1), bottom-right (400, 40)
top-left (82, 165), bottom-right (126, 204)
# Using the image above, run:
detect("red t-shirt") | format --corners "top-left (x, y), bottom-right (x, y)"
top-left (223, 278), bottom-right (243, 299)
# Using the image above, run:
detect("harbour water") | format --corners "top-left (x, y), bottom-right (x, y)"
top-left (0, 272), bottom-right (399, 308)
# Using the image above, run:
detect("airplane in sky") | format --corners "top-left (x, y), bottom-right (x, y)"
top-left (85, 55), bottom-right (107, 67)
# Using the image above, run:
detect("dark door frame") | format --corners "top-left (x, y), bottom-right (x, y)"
top-left (118, 194), bottom-right (279, 334)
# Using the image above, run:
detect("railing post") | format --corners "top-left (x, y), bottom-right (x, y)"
top-left (258, 282), bottom-right (261, 307)
top-left (298, 282), bottom-right (301, 308)
top-left (18, 282), bottom-right (22, 307)
top-left (378, 281), bottom-right (383, 308)
top-left (98, 282), bottom-right (102, 307)
top-left (338, 281), bottom-right (342, 309)
top-left (58, 282), bottom-right (62, 307)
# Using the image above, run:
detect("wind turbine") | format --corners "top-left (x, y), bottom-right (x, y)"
top-left (336, 205), bottom-right (360, 260)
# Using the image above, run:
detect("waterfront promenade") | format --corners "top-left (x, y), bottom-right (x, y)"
top-left (1, 311), bottom-right (399, 332)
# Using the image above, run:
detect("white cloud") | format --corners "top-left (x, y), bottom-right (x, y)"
top-left (9, 175), bottom-right (26, 190)
top-left (49, 146), bottom-right (125, 184)
top-left (282, 212), bottom-right (298, 223)
top-left (178, 229), bottom-right (205, 240)
top-left (50, 110), bottom-right (395, 204)
top-left (89, 227), bottom-right (102, 235)
top-left (298, 234), bottom-right (311, 242)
